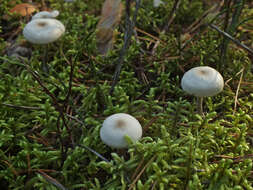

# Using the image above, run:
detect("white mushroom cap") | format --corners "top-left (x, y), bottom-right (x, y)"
top-left (100, 113), bottom-right (142, 148)
top-left (153, 0), bottom-right (164, 7)
top-left (181, 66), bottom-right (224, 97)
top-left (23, 18), bottom-right (65, 44)
top-left (32, 10), bottom-right (59, 20)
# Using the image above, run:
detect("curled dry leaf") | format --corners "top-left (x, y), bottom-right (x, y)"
top-left (9, 3), bottom-right (37, 16)
top-left (7, 44), bottom-right (32, 60)
top-left (96, 0), bottom-right (123, 55)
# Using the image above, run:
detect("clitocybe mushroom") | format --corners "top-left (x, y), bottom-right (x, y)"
top-left (100, 113), bottom-right (142, 148)
top-left (23, 10), bottom-right (65, 44)
top-left (23, 18), bottom-right (65, 44)
top-left (22, 10), bottom-right (65, 71)
top-left (181, 66), bottom-right (224, 115)
top-left (153, 0), bottom-right (164, 7)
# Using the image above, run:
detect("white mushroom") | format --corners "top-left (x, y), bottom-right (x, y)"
top-left (100, 113), bottom-right (142, 148)
top-left (181, 66), bottom-right (224, 97)
top-left (23, 18), bottom-right (65, 44)
top-left (181, 66), bottom-right (224, 114)
top-left (153, 0), bottom-right (164, 7)
top-left (32, 10), bottom-right (59, 20)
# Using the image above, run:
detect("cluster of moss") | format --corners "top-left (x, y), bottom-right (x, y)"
top-left (0, 0), bottom-right (253, 189)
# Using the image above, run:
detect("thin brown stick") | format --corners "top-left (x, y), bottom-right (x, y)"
top-left (152, 0), bottom-right (181, 54)
top-left (1, 103), bottom-right (42, 110)
top-left (184, 1), bottom-right (224, 34)
top-left (27, 154), bottom-right (31, 176)
top-left (1, 160), bottom-right (18, 176)
top-left (164, 0), bottom-right (181, 32)
top-left (60, 49), bottom-right (74, 112)
top-left (130, 157), bottom-right (144, 180)
top-left (128, 155), bottom-right (156, 190)
top-left (135, 27), bottom-right (166, 45)
top-left (56, 115), bottom-right (66, 167)
top-left (21, 61), bottom-right (74, 161)
top-left (2, 102), bottom-right (83, 126)
top-left (65, 114), bottom-right (84, 125)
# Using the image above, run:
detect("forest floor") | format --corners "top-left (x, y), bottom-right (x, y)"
top-left (0, 0), bottom-right (253, 189)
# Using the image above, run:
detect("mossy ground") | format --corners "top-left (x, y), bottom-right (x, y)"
top-left (0, 0), bottom-right (253, 189)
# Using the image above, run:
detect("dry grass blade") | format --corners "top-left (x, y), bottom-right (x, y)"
top-left (1, 160), bottom-right (18, 176)
top-left (152, 0), bottom-right (181, 54)
top-left (214, 154), bottom-right (253, 163)
top-left (164, 0), bottom-right (181, 32)
top-left (131, 157), bottom-right (144, 180)
top-left (128, 155), bottom-right (156, 190)
top-left (233, 67), bottom-right (244, 115)
top-left (184, 0), bottom-right (224, 34)
top-left (135, 27), bottom-right (166, 45)
top-left (37, 170), bottom-right (68, 190)
top-left (1, 103), bottom-right (42, 110)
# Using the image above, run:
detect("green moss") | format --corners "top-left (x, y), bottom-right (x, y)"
top-left (0, 0), bottom-right (253, 189)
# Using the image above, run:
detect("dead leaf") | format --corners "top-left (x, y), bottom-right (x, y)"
top-left (6, 43), bottom-right (32, 60)
top-left (96, 0), bottom-right (123, 55)
top-left (9, 3), bottom-right (37, 17)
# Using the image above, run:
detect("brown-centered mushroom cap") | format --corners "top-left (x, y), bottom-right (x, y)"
top-left (181, 66), bottom-right (224, 97)
top-left (100, 113), bottom-right (142, 148)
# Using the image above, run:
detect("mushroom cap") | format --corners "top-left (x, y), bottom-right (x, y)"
top-left (23, 18), bottom-right (65, 44)
top-left (100, 113), bottom-right (142, 148)
top-left (153, 0), bottom-right (164, 7)
top-left (181, 66), bottom-right (224, 97)
top-left (32, 10), bottom-right (59, 20)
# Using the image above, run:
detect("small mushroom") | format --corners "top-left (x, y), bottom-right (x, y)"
top-left (23, 18), bottom-right (65, 44)
top-left (32, 10), bottom-right (59, 20)
top-left (181, 66), bottom-right (224, 115)
top-left (22, 11), bottom-right (65, 72)
top-left (153, 0), bottom-right (164, 7)
top-left (100, 113), bottom-right (142, 148)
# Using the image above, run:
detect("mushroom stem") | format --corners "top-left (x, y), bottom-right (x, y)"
top-left (42, 44), bottom-right (49, 73)
top-left (197, 97), bottom-right (203, 115)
